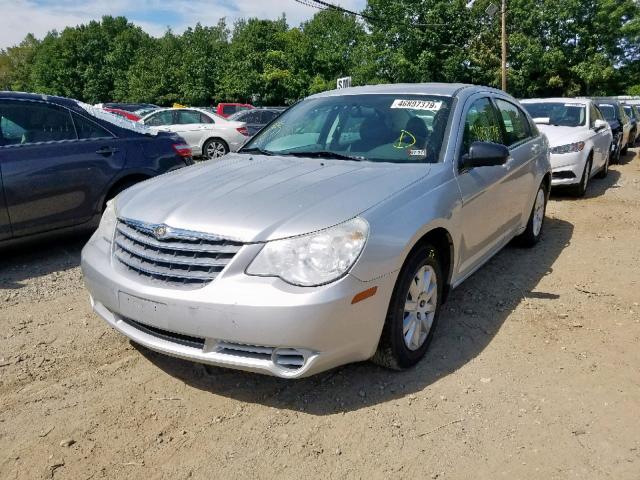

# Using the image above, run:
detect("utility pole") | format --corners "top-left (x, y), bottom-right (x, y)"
top-left (501, 0), bottom-right (507, 92)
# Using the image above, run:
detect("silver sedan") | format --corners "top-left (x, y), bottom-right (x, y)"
top-left (81, 83), bottom-right (551, 378)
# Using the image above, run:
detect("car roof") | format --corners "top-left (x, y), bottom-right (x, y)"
top-left (142, 107), bottom-right (228, 121)
top-left (521, 98), bottom-right (590, 105)
top-left (0, 91), bottom-right (80, 109)
top-left (307, 83), bottom-right (497, 100)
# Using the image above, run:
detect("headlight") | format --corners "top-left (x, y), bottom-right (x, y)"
top-left (246, 217), bottom-right (369, 286)
top-left (97, 200), bottom-right (117, 243)
top-left (551, 142), bottom-right (585, 154)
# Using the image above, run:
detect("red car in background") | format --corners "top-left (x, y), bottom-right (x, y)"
top-left (215, 103), bottom-right (254, 118)
top-left (104, 108), bottom-right (141, 122)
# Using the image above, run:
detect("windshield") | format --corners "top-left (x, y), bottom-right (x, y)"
top-left (241, 94), bottom-right (453, 163)
top-left (598, 104), bottom-right (616, 121)
top-left (523, 102), bottom-right (586, 127)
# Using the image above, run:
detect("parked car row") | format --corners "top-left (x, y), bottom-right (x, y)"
top-left (2, 84), bottom-right (637, 381)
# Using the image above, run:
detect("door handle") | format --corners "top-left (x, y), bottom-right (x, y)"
top-left (531, 145), bottom-right (540, 155)
top-left (95, 146), bottom-right (118, 156)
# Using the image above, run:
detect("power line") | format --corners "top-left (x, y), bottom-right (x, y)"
top-left (294, 0), bottom-right (444, 27)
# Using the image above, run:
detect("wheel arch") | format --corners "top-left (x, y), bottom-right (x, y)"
top-left (403, 227), bottom-right (455, 303)
top-left (99, 172), bottom-right (153, 212)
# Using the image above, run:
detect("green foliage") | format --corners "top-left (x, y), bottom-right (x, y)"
top-left (0, 2), bottom-right (638, 105)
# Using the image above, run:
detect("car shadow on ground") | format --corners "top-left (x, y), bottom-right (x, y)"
top-left (138, 217), bottom-right (574, 415)
top-left (550, 168), bottom-right (621, 201)
top-left (0, 233), bottom-right (89, 290)
top-left (618, 147), bottom-right (638, 166)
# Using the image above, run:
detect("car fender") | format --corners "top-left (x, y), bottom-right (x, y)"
top-left (351, 164), bottom-right (462, 285)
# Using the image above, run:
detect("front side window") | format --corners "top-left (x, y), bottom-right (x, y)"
top-left (495, 99), bottom-right (531, 146)
top-left (243, 94), bottom-right (454, 164)
top-left (146, 110), bottom-right (174, 126)
top-left (462, 98), bottom-right (504, 155)
top-left (523, 102), bottom-right (586, 128)
top-left (0, 100), bottom-right (76, 145)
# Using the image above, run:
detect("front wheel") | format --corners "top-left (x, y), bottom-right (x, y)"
top-left (372, 244), bottom-right (443, 370)
top-left (203, 138), bottom-right (229, 160)
top-left (515, 182), bottom-right (548, 248)
top-left (569, 157), bottom-right (591, 197)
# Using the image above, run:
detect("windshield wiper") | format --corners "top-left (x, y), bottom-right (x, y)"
top-left (239, 147), bottom-right (274, 156)
top-left (279, 151), bottom-right (364, 161)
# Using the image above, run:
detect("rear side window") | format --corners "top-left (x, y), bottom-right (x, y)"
top-left (200, 113), bottom-right (214, 124)
top-left (462, 98), bottom-right (504, 155)
top-left (262, 110), bottom-right (279, 122)
top-left (177, 110), bottom-right (202, 124)
top-left (146, 111), bottom-right (174, 126)
top-left (73, 113), bottom-right (113, 139)
top-left (494, 99), bottom-right (531, 146)
top-left (0, 100), bottom-right (76, 145)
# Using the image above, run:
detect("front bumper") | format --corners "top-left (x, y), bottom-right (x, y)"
top-left (549, 151), bottom-right (586, 186)
top-left (81, 234), bottom-right (395, 378)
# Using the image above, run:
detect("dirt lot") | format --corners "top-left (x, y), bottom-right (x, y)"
top-left (1, 149), bottom-right (639, 480)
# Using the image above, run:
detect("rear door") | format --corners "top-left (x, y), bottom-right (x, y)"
top-left (172, 110), bottom-right (213, 148)
top-left (0, 99), bottom-right (125, 237)
top-left (493, 97), bottom-right (541, 228)
top-left (0, 156), bottom-right (10, 240)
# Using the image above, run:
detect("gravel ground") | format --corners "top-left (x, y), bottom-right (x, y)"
top-left (1, 149), bottom-right (639, 480)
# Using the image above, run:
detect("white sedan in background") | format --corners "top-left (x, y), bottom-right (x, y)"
top-left (522, 98), bottom-right (613, 197)
top-left (141, 108), bottom-right (249, 159)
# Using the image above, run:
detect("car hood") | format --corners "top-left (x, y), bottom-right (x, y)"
top-left (117, 154), bottom-right (430, 242)
top-left (537, 124), bottom-right (592, 147)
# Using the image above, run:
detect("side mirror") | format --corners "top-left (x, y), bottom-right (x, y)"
top-left (593, 119), bottom-right (608, 132)
top-left (461, 141), bottom-right (510, 169)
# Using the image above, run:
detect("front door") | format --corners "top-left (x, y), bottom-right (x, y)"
top-left (455, 96), bottom-right (514, 278)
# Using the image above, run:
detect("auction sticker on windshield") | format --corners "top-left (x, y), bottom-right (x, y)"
top-left (391, 99), bottom-right (443, 111)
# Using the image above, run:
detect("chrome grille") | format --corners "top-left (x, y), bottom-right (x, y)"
top-left (113, 219), bottom-right (243, 288)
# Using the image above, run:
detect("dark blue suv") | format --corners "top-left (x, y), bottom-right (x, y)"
top-left (0, 92), bottom-right (193, 245)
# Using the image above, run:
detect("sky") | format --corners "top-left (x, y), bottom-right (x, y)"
top-left (0, 0), bottom-right (367, 49)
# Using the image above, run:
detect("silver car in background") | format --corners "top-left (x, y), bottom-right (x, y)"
top-left (81, 83), bottom-right (551, 378)
top-left (521, 98), bottom-right (613, 196)
top-left (141, 107), bottom-right (249, 159)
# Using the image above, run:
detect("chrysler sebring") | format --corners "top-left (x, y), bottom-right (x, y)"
top-left (81, 83), bottom-right (551, 378)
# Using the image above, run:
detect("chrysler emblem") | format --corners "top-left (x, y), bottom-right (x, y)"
top-left (154, 225), bottom-right (168, 239)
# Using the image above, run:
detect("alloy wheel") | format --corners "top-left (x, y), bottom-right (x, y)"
top-left (206, 141), bottom-right (227, 159)
top-left (403, 265), bottom-right (438, 351)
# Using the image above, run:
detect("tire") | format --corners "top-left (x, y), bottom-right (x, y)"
top-left (569, 157), bottom-right (592, 197)
top-left (372, 244), bottom-right (443, 370)
top-left (595, 152), bottom-right (609, 179)
top-left (515, 181), bottom-right (548, 248)
top-left (203, 138), bottom-right (229, 160)
top-left (611, 139), bottom-right (621, 164)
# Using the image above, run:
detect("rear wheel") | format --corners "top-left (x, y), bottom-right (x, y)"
top-left (203, 138), bottom-right (229, 160)
top-left (515, 182), bottom-right (547, 248)
top-left (372, 244), bottom-right (443, 370)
